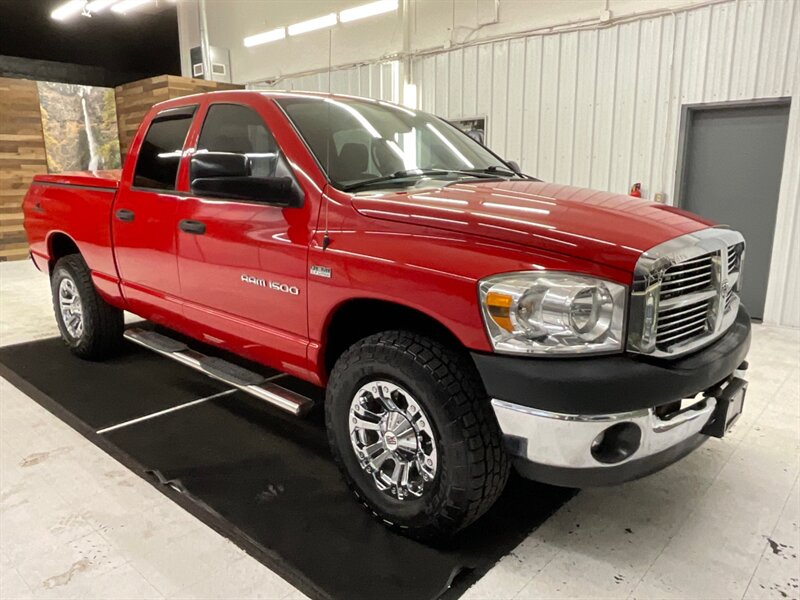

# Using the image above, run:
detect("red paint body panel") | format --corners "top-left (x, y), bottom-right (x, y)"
top-left (304, 187), bottom-right (632, 382)
top-left (21, 90), bottom-right (718, 388)
top-left (33, 170), bottom-right (121, 189)
top-left (350, 181), bottom-right (714, 273)
top-left (22, 180), bottom-right (125, 305)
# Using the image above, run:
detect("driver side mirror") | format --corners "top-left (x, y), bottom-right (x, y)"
top-left (189, 152), bottom-right (303, 207)
top-left (506, 160), bottom-right (522, 175)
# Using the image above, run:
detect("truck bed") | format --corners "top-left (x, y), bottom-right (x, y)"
top-left (23, 170), bottom-right (122, 303)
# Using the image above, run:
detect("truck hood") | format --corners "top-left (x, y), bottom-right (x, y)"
top-left (351, 180), bottom-right (715, 272)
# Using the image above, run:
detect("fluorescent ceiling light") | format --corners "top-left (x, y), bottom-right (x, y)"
top-left (51, 0), bottom-right (85, 21)
top-left (244, 27), bottom-right (286, 47)
top-left (287, 13), bottom-right (337, 36)
top-left (111, 0), bottom-right (152, 14)
top-left (86, 0), bottom-right (119, 12)
top-left (339, 0), bottom-right (398, 23)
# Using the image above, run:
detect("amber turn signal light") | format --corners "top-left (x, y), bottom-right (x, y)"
top-left (486, 291), bottom-right (514, 332)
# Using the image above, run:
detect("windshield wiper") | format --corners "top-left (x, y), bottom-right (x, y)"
top-left (465, 166), bottom-right (519, 177)
top-left (342, 168), bottom-right (500, 192)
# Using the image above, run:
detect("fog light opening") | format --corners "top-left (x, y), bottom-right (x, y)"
top-left (591, 422), bottom-right (642, 464)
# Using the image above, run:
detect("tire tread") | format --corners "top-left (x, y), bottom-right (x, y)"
top-left (52, 254), bottom-right (123, 359)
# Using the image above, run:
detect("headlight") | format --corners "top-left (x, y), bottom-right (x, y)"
top-left (478, 272), bottom-right (627, 355)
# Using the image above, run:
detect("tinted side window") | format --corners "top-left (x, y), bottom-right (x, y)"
top-left (133, 106), bottom-right (196, 190)
top-left (196, 104), bottom-right (285, 179)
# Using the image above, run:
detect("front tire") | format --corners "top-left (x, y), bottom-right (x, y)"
top-left (326, 331), bottom-right (509, 539)
top-left (51, 254), bottom-right (123, 359)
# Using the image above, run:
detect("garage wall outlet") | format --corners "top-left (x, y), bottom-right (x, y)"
top-left (600, 9), bottom-right (612, 23)
top-left (654, 192), bottom-right (667, 203)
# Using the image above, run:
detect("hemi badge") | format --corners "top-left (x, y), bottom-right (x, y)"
top-left (310, 265), bottom-right (332, 278)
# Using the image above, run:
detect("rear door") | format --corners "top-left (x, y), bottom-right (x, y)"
top-left (174, 100), bottom-right (314, 376)
top-left (113, 105), bottom-right (197, 325)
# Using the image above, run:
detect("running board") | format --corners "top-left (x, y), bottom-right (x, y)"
top-left (123, 327), bottom-right (313, 417)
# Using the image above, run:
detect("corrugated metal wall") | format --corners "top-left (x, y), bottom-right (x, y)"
top-left (258, 61), bottom-right (399, 102)
top-left (258, 0), bottom-right (799, 326)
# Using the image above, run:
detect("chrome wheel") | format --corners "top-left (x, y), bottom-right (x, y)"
top-left (348, 380), bottom-right (438, 500)
top-left (58, 277), bottom-right (83, 339)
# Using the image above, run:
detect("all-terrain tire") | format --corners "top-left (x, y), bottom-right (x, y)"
top-left (51, 254), bottom-right (123, 359)
top-left (325, 330), bottom-right (509, 540)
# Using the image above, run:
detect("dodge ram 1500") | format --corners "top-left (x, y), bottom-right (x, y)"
top-left (23, 90), bottom-right (751, 539)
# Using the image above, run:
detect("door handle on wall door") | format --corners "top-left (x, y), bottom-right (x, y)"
top-left (179, 219), bottom-right (206, 235)
top-left (115, 209), bottom-right (135, 222)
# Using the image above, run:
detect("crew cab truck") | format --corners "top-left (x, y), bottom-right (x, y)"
top-left (23, 90), bottom-right (751, 539)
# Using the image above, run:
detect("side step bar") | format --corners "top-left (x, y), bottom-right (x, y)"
top-left (123, 327), bottom-right (313, 417)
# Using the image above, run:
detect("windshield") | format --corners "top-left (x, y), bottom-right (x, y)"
top-left (275, 96), bottom-right (514, 191)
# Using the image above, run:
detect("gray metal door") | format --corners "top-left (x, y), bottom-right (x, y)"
top-left (679, 101), bottom-right (790, 320)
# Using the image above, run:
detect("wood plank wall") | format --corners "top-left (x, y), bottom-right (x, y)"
top-left (115, 75), bottom-right (242, 159)
top-left (0, 77), bottom-right (48, 262)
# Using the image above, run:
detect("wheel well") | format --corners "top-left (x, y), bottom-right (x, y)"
top-left (48, 233), bottom-right (80, 273)
top-left (323, 299), bottom-right (464, 376)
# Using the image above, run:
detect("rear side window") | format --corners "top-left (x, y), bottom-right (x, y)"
top-left (133, 106), bottom-right (196, 190)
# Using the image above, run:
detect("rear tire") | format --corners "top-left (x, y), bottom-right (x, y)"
top-left (325, 330), bottom-right (509, 540)
top-left (51, 254), bottom-right (123, 359)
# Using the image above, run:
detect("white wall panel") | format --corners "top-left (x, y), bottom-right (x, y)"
top-left (462, 46), bottom-right (478, 118)
top-left (411, 0), bottom-right (799, 326)
top-left (477, 44), bottom-right (494, 124)
top-left (572, 30), bottom-right (598, 189)
top-left (491, 41), bottom-right (510, 159)
top-left (538, 35), bottom-right (560, 182)
top-left (555, 33), bottom-right (578, 184)
top-left (255, 62), bottom-right (398, 103)
top-left (506, 39), bottom-right (527, 166)
top-left (520, 37), bottom-right (542, 172)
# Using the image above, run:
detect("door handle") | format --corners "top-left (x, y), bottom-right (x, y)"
top-left (115, 208), bottom-right (135, 222)
top-left (179, 219), bottom-right (206, 235)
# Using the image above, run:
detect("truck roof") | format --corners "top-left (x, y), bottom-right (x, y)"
top-left (148, 89), bottom-right (405, 112)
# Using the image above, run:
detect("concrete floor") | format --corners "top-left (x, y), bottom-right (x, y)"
top-left (1, 258), bottom-right (798, 600)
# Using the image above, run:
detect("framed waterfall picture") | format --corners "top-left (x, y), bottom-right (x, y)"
top-left (37, 82), bottom-right (121, 173)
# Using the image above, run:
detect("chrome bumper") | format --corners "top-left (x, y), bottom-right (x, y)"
top-left (492, 397), bottom-right (716, 472)
top-left (492, 365), bottom-right (749, 484)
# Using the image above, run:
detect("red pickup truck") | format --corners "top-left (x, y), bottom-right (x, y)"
top-left (23, 90), bottom-right (751, 539)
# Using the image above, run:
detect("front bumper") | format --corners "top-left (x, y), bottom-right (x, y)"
top-left (473, 306), bottom-right (751, 487)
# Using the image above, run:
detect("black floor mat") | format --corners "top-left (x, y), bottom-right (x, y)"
top-left (0, 337), bottom-right (575, 600)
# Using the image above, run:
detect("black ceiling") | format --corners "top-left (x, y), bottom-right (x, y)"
top-left (0, 0), bottom-right (180, 84)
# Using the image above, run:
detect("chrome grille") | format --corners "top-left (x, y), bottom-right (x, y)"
top-left (724, 286), bottom-right (735, 312)
top-left (659, 253), bottom-right (715, 300)
top-left (628, 229), bottom-right (745, 358)
top-left (656, 296), bottom-right (714, 349)
top-left (728, 242), bottom-right (744, 275)
top-left (654, 252), bottom-right (716, 351)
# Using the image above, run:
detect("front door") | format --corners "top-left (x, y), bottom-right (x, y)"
top-left (175, 101), bottom-right (314, 376)
top-left (679, 101), bottom-right (790, 320)
top-left (112, 105), bottom-right (197, 325)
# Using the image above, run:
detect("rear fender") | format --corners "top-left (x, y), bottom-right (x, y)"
top-left (46, 231), bottom-right (126, 307)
